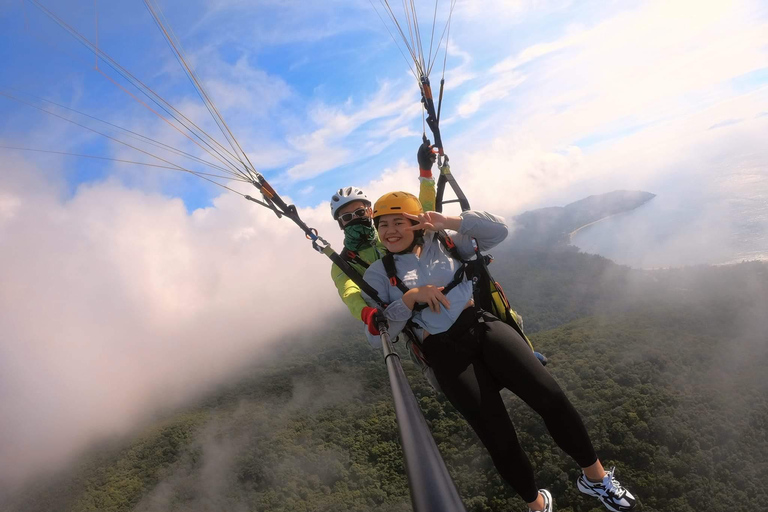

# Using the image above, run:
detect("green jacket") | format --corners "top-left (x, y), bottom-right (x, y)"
top-left (331, 176), bottom-right (436, 320)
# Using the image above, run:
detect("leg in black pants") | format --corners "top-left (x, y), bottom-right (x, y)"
top-left (421, 308), bottom-right (597, 503)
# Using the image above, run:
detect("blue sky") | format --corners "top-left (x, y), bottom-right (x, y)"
top-left (1, 0), bottom-right (767, 214)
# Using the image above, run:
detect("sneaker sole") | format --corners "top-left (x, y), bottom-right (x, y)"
top-left (596, 499), bottom-right (630, 512)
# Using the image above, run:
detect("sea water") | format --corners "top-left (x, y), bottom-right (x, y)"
top-left (571, 159), bottom-right (768, 269)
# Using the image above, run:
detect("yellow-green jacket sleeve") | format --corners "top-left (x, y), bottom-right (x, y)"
top-left (418, 176), bottom-right (436, 212)
top-left (331, 262), bottom-right (368, 320)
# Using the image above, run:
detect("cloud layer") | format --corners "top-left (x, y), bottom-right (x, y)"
top-left (0, 155), bottom-right (343, 490)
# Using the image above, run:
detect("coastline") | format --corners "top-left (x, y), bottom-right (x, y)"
top-left (568, 210), bottom-right (626, 244)
top-left (568, 194), bottom-right (657, 248)
top-left (639, 258), bottom-right (768, 271)
top-left (568, 208), bottom-right (768, 269)
top-left (712, 253), bottom-right (768, 267)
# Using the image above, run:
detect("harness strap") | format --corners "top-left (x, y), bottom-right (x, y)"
top-left (341, 249), bottom-right (370, 270)
top-left (435, 232), bottom-right (469, 297)
top-left (434, 162), bottom-right (470, 213)
top-left (378, 230), bottom-right (541, 365)
top-left (324, 246), bottom-right (385, 308)
top-left (381, 230), bottom-right (468, 312)
top-left (436, 230), bottom-right (463, 261)
top-left (383, 252), bottom-right (427, 311)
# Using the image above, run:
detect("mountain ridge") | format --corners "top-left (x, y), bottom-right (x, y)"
top-left (509, 190), bottom-right (656, 250)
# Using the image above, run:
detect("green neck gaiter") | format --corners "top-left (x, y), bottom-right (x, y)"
top-left (344, 220), bottom-right (377, 252)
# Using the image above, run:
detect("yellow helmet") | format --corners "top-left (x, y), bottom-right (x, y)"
top-left (372, 191), bottom-right (423, 219)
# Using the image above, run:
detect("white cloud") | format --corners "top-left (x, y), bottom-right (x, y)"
top-left (204, 57), bottom-right (292, 116)
top-left (447, 86), bottom-right (768, 216)
top-left (285, 81), bottom-right (421, 181)
top-left (174, 49), bottom-right (300, 171)
top-left (0, 154), bottom-right (347, 490)
top-left (489, 29), bottom-right (585, 74)
top-left (456, 0), bottom-right (573, 21)
top-left (456, 71), bottom-right (526, 117)
top-left (429, 0), bottom-right (767, 213)
top-left (495, 0), bottom-right (767, 147)
top-left (0, 191), bottom-right (22, 223)
top-left (443, 42), bottom-right (477, 91)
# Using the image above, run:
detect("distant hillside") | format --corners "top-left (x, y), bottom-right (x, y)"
top-left (510, 190), bottom-right (656, 249)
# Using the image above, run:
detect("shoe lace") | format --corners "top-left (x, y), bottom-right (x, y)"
top-left (604, 467), bottom-right (627, 498)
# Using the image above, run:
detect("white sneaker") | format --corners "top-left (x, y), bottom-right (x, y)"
top-left (528, 489), bottom-right (553, 512)
top-left (577, 467), bottom-right (637, 512)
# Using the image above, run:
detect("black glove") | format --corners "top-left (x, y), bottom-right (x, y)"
top-left (418, 138), bottom-right (437, 173)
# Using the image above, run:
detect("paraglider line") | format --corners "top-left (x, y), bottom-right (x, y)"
top-left (0, 146), bottom-right (248, 182)
top-left (143, 0), bottom-right (259, 183)
top-left (368, 0), bottom-right (418, 81)
top-left (26, 0), bottom-right (249, 179)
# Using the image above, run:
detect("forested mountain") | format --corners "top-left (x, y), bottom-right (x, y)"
top-left (2, 194), bottom-right (766, 512)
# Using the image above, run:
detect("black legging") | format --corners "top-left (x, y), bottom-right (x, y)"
top-left (421, 307), bottom-right (598, 503)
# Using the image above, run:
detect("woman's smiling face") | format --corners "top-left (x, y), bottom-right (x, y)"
top-left (377, 214), bottom-right (415, 253)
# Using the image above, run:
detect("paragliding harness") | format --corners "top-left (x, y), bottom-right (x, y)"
top-left (381, 230), bottom-right (539, 372)
top-left (340, 245), bottom-right (443, 368)
top-left (374, 75), bottom-right (546, 372)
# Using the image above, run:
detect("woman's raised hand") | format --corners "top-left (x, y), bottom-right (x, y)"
top-left (405, 285), bottom-right (451, 313)
top-left (403, 211), bottom-right (448, 231)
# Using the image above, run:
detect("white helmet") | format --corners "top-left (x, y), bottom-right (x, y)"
top-left (330, 186), bottom-right (370, 220)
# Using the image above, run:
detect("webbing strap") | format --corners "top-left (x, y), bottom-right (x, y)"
top-left (323, 246), bottom-right (385, 308)
top-left (435, 230), bottom-right (463, 261)
top-left (441, 265), bottom-right (467, 295)
top-left (435, 164), bottom-right (470, 213)
top-left (341, 249), bottom-right (370, 270)
top-left (382, 252), bottom-right (426, 311)
top-left (381, 231), bottom-right (468, 312)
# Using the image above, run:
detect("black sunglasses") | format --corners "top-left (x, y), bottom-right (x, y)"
top-left (339, 207), bottom-right (369, 223)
